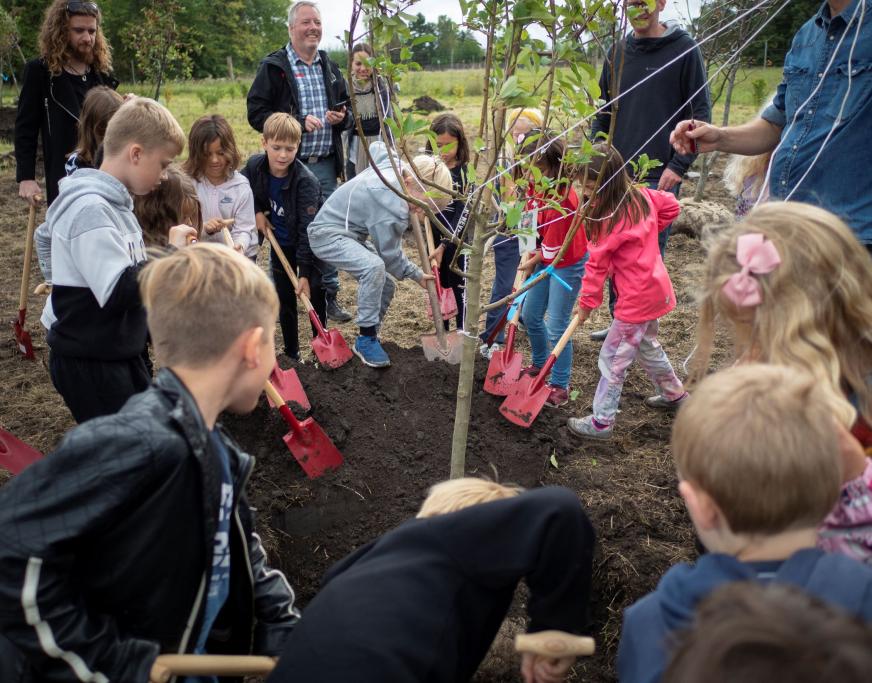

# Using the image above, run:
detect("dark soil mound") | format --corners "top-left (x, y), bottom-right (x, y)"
top-left (223, 342), bottom-right (693, 682)
top-left (405, 95), bottom-right (446, 113)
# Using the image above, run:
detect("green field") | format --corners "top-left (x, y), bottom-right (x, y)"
top-left (0, 66), bottom-right (784, 161)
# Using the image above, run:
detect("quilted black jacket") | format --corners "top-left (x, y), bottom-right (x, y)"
top-left (0, 369), bottom-right (299, 682)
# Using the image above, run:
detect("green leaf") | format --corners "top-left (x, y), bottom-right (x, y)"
top-left (590, 458), bottom-right (598, 467)
top-left (505, 204), bottom-right (524, 229)
top-left (549, 451), bottom-right (559, 469)
top-left (569, 389), bottom-right (580, 401)
top-left (411, 33), bottom-right (436, 46)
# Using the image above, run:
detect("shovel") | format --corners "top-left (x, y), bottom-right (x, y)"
top-left (500, 314), bottom-right (581, 428)
top-left (149, 655), bottom-right (275, 683)
top-left (268, 362), bottom-right (310, 411)
top-left (484, 270), bottom-right (527, 397)
top-left (13, 200), bottom-right (42, 360)
top-left (263, 226), bottom-right (353, 370)
top-left (514, 630), bottom-right (596, 658)
top-left (423, 218), bottom-right (458, 322)
top-left (264, 379), bottom-right (343, 478)
top-left (0, 428), bottom-right (44, 475)
top-left (410, 215), bottom-right (462, 364)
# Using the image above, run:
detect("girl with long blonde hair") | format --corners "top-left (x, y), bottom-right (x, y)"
top-left (692, 201), bottom-right (872, 562)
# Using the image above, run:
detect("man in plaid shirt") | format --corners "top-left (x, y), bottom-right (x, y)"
top-left (248, 0), bottom-right (353, 323)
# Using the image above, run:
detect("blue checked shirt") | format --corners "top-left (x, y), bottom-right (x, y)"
top-left (286, 44), bottom-right (333, 159)
top-left (762, 0), bottom-right (872, 244)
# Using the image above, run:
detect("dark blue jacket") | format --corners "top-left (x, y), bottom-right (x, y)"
top-left (618, 548), bottom-right (872, 683)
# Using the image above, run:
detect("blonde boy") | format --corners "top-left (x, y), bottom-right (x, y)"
top-left (618, 364), bottom-right (872, 683)
top-left (42, 96), bottom-right (196, 423)
top-left (269, 479), bottom-right (595, 683)
top-left (0, 245), bottom-right (299, 683)
top-left (242, 111), bottom-right (327, 361)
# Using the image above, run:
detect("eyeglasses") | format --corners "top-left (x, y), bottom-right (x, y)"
top-left (66, 1), bottom-right (100, 15)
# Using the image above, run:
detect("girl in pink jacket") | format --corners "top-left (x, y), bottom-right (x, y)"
top-left (568, 144), bottom-right (687, 440)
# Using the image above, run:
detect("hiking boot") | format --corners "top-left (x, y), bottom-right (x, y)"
top-left (326, 295), bottom-right (352, 323)
top-left (520, 364), bottom-right (541, 378)
top-left (644, 392), bottom-right (689, 412)
top-left (590, 326), bottom-right (611, 342)
top-left (567, 415), bottom-right (613, 440)
top-left (353, 336), bottom-right (391, 368)
top-left (545, 385), bottom-right (569, 408)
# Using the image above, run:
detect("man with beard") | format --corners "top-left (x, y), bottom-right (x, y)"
top-left (15, 0), bottom-right (118, 206)
top-left (247, 0), bottom-right (353, 323)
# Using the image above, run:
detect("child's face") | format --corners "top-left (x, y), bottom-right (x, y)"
top-left (580, 180), bottom-right (597, 204)
top-left (352, 51), bottom-right (372, 81)
top-left (435, 132), bottom-right (459, 167)
top-left (204, 138), bottom-right (229, 183)
top-left (127, 143), bottom-right (176, 196)
top-left (262, 136), bottom-right (299, 176)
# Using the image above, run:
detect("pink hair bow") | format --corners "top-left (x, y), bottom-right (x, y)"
top-left (721, 233), bottom-right (781, 307)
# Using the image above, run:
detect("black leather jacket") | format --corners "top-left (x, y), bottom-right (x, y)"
top-left (14, 58), bottom-right (118, 204)
top-left (0, 369), bottom-right (299, 683)
top-left (246, 47), bottom-right (352, 179)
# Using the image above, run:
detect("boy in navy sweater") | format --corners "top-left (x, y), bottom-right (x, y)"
top-left (618, 364), bottom-right (872, 683)
top-left (242, 112), bottom-right (326, 360)
top-left (41, 97), bottom-right (194, 422)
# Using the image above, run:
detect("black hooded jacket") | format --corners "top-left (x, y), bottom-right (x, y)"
top-left (590, 23), bottom-right (710, 181)
top-left (0, 369), bottom-right (299, 683)
top-left (14, 58), bottom-right (118, 205)
top-left (246, 47), bottom-right (352, 179)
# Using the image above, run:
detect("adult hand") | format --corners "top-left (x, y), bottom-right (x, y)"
top-left (670, 120), bottom-right (722, 155)
top-left (417, 273), bottom-right (435, 289)
top-left (325, 107), bottom-right (346, 125)
top-left (255, 212), bottom-right (272, 236)
top-left (657, 168), bottom-right (683, 192)
top-left (520, 653), bottom-right (575, 683)
top-left (304, 114), bottom-right (323, 132)
top-left (19, 180), bottom-right (43, 207)
top-left (576, 302), bottom-right (592, 323)
top-left (168, 224), bottom-right (199, 247)
top-left (295, 276), bottom-right (311, 301)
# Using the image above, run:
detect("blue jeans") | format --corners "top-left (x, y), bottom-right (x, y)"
top-left (607, 181), bottom-right (679, 316)
top-left (305, 156), bottom-right (341, 297)
top-left (524, 258), bottom-right (586, 389)
top-left (481, 235), bottom-right (522, 344)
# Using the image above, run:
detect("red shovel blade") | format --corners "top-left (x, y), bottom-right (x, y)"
top-left (426, 289), bottom-right (458, 321)
top-left (13, 310), bottom-right (35, 361)
top-left (499, 374), bottom-right (551, 428)
top-left (484, 348), bottom-right (524, 396)
top-left (283, 416), bottom-right (344, 478)
top-left (311, 329), bottom-right (353, 370)
top-left (268, 365), bottom-right (310, 411)
top-left (0, 428), bottom-right (44, 474)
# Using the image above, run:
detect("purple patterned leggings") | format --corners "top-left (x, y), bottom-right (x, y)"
top-left (593, 318), bottom-right (685, 425)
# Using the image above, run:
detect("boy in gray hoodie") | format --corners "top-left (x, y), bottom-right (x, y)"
top-left (41, 97), bottom-right (195, 423)
top-left (307, 141), bottom-right (451, 367)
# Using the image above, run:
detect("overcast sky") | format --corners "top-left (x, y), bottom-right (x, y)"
top-left (318, 0), bottom-right (703, 49)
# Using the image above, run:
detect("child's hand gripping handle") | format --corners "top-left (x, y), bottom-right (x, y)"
top-left (514, 630), bottom-right (596, 657)
top-left (149, 654), bottom-right (275, 682)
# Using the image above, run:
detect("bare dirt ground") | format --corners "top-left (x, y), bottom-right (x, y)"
top-left (0, 156), bottom-right (734, 681)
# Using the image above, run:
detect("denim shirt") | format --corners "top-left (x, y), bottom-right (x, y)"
top-left (762, 0), bottom-right (872, 243)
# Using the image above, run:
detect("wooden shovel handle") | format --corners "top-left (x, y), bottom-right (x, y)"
top-left (514, 631), bottom-right (595, 658)
top-left (19, 201), bottom-right (41, 311)
top-left (220, 227), bottom-right (235, 248)
top-left (150, 654), bottom-right (275, 682)
top-left (507, 258), bottom-right (528, 325)
top-left (410, 214), bottom-right (449, 349)
top-left (550, 314), bottom-right (581, 359)
top-left (424, 216), bottom-right (437, 255)
top-left (262, 225), bottom-right (317, 314)
top-left (263, 379), bottom-right (284, 406)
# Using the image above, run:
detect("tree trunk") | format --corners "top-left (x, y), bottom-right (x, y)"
top-left (449, 212), bottom-right (486, 479)
top-left (226, 55), bottom-right (235, 80)
top-left (695, 63), bottom-right (738, 201)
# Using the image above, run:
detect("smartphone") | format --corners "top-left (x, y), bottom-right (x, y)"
top-left (331, 99), bottom-right (349, 112)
